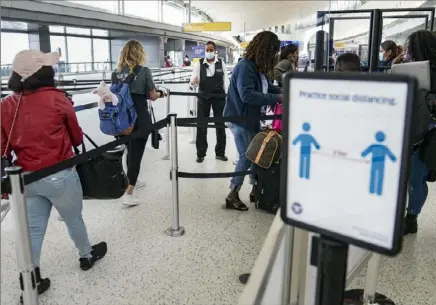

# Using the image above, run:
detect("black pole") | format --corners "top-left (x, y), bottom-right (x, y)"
top-left (425, 16), bottom-right (429, 31)
top-left (369, 9), bottom-right (382, 72)
top-left (314, 30), bottom-right (325, 72)
top-left (314, 235), bottom-right (349, 305)
top-left (430, 8), bottom-right (435, 31)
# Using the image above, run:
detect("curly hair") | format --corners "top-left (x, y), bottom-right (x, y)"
top-left (244, 31), bottom-right (281, 74)
top-left (117, 40), bottom-right (146, 72)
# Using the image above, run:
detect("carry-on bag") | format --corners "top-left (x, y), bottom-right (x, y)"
top-left (74, 134), bottom-right (128, 199)
top-left (254, 162), bottom-right (281, 214)
top-left (246, 130), bottom-right (282, 169)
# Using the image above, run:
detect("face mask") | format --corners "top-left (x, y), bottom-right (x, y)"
top-left (205, 52), bottom-right (215, 60)
top-left (379, 52), bottom-right (384, 61)
top-left (404, 53), bottom-right (410, 62)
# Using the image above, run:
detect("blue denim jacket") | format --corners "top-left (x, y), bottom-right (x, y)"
top-left (223, 58), bottom-right (281, 133)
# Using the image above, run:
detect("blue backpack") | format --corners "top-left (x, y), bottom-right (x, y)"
top-left (99, 67), bottom-right (140, 136)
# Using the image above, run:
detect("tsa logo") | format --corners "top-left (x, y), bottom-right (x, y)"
top-left (291, 202), bottom-right (303, 215)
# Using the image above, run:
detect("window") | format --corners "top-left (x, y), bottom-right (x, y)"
top-left (49, 25), bottom-right (65, 33)
top-left (92, 29), bottom-right (109, 37)
top-left (67, 0), bottom-right (118, 13)
top-left (124, 1), bottom-right (159, 21)
top-left (1, 33), bottom-right (29, 65)
top-left (66, 27), bottom-right (90, 35)
top-left (50, 36), bottom-right (67, 62)
top-left (67, 37), bottom-right (92, 72)
top-left (163, 3), bottom-right (183, 26)
top-left (191, 13), bottom-right (202, 23)
top-left (93, 39), bottom-right (110, 70)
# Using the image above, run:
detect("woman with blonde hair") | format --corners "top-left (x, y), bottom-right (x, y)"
top-left (112, 40), bottom-right (166, 206)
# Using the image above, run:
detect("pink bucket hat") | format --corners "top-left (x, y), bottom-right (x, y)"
top-left (12, 50), bottom-right (60, 81)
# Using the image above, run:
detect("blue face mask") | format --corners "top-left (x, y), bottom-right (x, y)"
top-left (379, 52), bottom-right (384, 62)
top-left (205, 52), bottom-right (215, 60)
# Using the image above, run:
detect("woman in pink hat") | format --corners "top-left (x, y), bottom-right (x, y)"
top-left (1, 50), bottom-right (107, 301)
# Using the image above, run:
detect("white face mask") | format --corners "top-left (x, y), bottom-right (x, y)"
top-left (205, 52), bottom-right (215, 60)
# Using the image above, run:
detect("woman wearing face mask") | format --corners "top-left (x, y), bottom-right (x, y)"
top-left (190, 41), bottom-right (229, 163)
top-left (182, 55), bottom-right (191, 67)
top-left (273, 44), bottom-right (299, 86)
top-left (379, 40), bottom-right (398, 67)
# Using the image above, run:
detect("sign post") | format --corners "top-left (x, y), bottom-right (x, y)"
top-left (281, 72), bottom-right (416, 305)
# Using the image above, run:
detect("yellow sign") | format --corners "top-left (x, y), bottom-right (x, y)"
top-left (240, 41), bottom-right (249, 48)
top-left (334, 41), bottom-right (346, 48)
top-left (183, 22), bottom-right (232, 32)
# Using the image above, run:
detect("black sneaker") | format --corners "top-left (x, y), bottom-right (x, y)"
top-left (80, 242), bottom-right (107, 271)
top-left (404, 214), bottom-right (418, 236)
top-left (196, 156), bottom-right (204, 163)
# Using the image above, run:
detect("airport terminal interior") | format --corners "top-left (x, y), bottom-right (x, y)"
top-left (1, 0), bottom-right (436, 305)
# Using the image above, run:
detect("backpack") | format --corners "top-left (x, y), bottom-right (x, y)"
top-left (411, 89), bottom-right (434, 146)
top-left (99, 66), bottom-right (140, 136)
top-left (416, 92), bottom-right (436, 169)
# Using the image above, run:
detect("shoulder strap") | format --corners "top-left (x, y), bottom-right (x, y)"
top-left (2, 93), bottom-right (23, 158)
top-left (149, 101), bottom-right (157, 123)
top-left (123, 65), bottom-right (142, 84)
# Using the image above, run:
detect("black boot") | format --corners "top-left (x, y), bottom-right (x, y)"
top-left (20, 267), bottom-right (50, 303)
top-left (226, 189), bottom-right (248, 211)
top-left (80, 242), bottom-right (108, 271)
top-left (249, 185), bottom-right (257, 203)
top-left (404, 214), bottom-right (418, 236)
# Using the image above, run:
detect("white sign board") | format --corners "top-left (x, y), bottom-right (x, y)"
top-left (281, 73), bottom-right (414, 255)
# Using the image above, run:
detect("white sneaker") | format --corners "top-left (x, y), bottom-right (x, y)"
top-left (122, 194), bottom-right (140, 206)
top-left (135, 181), bottom-right (145, 189)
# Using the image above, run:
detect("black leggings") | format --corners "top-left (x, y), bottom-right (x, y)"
top-left (121, 102), bottom-right (151, 186)
top-left (126, 134), bottom-right (149, 186)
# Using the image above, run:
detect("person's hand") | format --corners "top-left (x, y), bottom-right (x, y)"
top-left (161, 91), bottom-right (168, 97)
top-left (192, 77), bottom-right (200, 85)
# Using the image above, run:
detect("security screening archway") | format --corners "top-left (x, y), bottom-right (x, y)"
top-left (281, 71), bottom-right (417, 305)
top-left (314, 7), bottom-right (435, 72)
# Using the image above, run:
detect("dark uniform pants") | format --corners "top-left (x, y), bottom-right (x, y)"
top-left (196, 97), bottom-right (226, 158)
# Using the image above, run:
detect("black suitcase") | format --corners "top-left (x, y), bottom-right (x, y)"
top-left (254, 162), bottom-right (281, 214)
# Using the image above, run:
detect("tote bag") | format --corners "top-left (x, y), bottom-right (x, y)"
top-left (74, 134), bottom-right (128, 199)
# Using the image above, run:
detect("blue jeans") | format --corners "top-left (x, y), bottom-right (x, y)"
top-left (25, 168), bottom-right (92, 266)
top-left (407, 151), bottom-right (430, 216)
top-left (228, 123), bottom-right (255, 191)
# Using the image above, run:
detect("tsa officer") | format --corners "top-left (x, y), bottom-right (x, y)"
top-left (190, 41), bottom-right (229, 163)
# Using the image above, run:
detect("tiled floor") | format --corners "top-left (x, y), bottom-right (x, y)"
top-left (1, 127), bottom-right (275, 305)
top-left (348, 183), bottom-right (436, 305)
top-left (1, 88), bottom-right (436, 305)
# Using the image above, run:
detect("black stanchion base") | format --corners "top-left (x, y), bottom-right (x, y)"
top-left (343, 289), bottom-right (396, 305)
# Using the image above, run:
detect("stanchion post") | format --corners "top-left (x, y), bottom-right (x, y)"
top-left (281, 225), bottom-right (295, 305)
top-left (6, 166), bottom-right (39, 305)
top-left (162, 90), bottom-right (171, 160)
top-left (362, 253), bottom-right (380, 304)
top-left (189, 87), bottom-right (198, 144)
top-left (165, 114), bottom-right (185, 237)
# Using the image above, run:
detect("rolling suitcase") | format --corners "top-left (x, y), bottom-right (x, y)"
top-left (254, 162), bottom-right (281, 214)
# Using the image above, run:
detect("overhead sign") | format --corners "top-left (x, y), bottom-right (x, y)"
top-left (334, 41), bottom-right (346, 48)
top-left (281, 72), bottom-right (415, 255)
top-left (192, 46), bottom-right (205, 58)
top-left (240, 41), bottom-right (249, 48)
top-left (183, 22), bottom-right (231, 32)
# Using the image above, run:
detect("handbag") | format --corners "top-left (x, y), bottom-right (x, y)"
top-left (246, 129), bottom-right (282, 169)
top-left (271, 104), bottom-right (283, 132)
top-left (74, 134), bottom-right (128, 199)
top-left (149, 102), bottom-right (162, 149)
top-left (1, 93), bottom-right (23, 179)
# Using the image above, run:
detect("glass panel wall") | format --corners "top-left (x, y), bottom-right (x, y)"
top-left (67, 37), bottom-right (92, 72)
top-left (66, 27), bottom-right (91, 35)
top-left (124, 1), bottom-right (159, 21)
top-left (93, 39), bottom-right (111, 70)
top-left (1, 33), bottom-right (29, 76)
top-left (163, 3), bottom-right (183, 26)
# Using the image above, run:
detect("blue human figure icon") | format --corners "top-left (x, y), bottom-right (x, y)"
top-left (361, 131), bottom-right (397, 196)
top-left (292, 122), bottom-right (321, 179)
